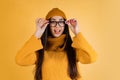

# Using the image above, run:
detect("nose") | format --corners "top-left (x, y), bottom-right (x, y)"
top-left (55, 23), bottom-right (60, 28)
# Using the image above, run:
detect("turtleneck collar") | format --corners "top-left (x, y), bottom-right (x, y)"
top-left (46, 34), bottom-right (66, 51)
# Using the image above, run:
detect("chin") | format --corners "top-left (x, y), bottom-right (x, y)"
top-left (53, 34), bottom-right (62, 38)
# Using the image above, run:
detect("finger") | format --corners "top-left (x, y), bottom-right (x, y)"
top-left (41, 20), bottom-right (49, 28)
top-left (36, 18), bottom-right (40, 23)
top-left (44, 20), bottom-right (49, 24)
top-left (39, 18), bottom-right (44, 23)
top-left (65, 20), bottom-right (70, 25)
top-left (70, 19), bottom-right (77, 24)
top-left (42, 20), bottom-right (49, 25)
top-left (37, 18), bottom-right (45, 24)
top-left (65, 20), bottom-right (68, 24)
top-left (39, 18), bottom-right (43, 22)
top-left (70, 18), bottom-right (76, 22)
top-left (72, 19), bottom-right (77, 23)
top-left (42, 22), bottom-right (49, 30)
top-left (70, 19), bottom-right (75, 23)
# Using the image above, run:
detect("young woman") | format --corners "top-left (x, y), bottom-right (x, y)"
top-left (15, 8), bottom-right (97, 80)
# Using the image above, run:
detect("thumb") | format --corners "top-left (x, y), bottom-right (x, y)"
top-left (42, 22), bottom-right (49, 30)
top-left (66, 20), bottom-right (73, 27)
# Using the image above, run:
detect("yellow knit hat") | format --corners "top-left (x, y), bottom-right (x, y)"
top-left (46, 8), bottom-right (67, 20)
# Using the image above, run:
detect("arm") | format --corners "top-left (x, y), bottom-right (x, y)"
top-left (15, 18), bottom-right (48, 66)
top-left (72, 32), bottom-right (97, 64)
top-left (66, 19), bottom-right (97, 64)
top-left (15, 35), bottom-right (43, 66)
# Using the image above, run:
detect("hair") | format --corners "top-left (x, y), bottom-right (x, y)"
top-left (34, 22), bottom-right (80, 80)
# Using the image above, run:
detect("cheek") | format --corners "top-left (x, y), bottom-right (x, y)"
top-left (61, 27), bottom-right (65, 32)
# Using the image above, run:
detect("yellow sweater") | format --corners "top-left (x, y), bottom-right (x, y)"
top-left (15, 32), bottom-right (97, 80)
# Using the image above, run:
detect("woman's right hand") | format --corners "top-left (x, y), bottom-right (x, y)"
top-left (34, 18), bottom-right (49, 39)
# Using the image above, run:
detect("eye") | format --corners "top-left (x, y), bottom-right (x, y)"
top-left (50, 21), bottom-right (56, 24)
top-left (59, 21), bottom-right (65, 24)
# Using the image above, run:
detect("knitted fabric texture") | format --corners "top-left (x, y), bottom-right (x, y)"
top-left (46, 8), bottom-right (67, 19)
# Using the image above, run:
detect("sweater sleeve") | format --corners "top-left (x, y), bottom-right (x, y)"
top-left (72, 32), bottom-right (97, 64)
top-left (15, 35), bottom-right (43, 66)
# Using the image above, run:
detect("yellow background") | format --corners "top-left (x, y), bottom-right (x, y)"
top-left (0, 0), bottom-right (120, 80)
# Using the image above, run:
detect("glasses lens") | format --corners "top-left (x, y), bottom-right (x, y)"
top-left (49, 21), bottom-right (56, 27)
top-left (58, 21), bottom-right (65, 27)
top-left (49, 20), bottom-right (65, 27)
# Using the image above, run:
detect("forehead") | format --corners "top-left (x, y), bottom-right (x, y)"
top-left (50, 16), bottom-right (64, 21)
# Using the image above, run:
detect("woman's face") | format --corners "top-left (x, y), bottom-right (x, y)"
top-left (49, 16), bottom-right (65, 37)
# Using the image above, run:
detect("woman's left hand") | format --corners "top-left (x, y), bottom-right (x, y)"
top-left (66, 19), bottom-right (80, 35)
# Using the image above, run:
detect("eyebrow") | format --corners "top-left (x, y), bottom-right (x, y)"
top-left (50, 18), bottom-right (64, 21)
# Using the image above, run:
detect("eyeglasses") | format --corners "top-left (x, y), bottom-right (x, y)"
top-left (49, 21), bottom-right (65, 27)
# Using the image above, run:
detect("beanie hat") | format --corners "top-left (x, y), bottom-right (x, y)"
top-left (46, 8), bottom-right (67, 20)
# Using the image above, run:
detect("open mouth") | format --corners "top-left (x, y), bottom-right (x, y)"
top-left (54, 29), bottom-right (61, 34)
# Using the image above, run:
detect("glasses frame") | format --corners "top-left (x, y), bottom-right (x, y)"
top-left (49, 20), bottom-right (65, 27)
